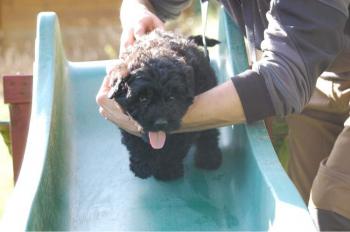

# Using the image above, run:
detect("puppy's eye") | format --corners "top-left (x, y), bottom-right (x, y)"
top-left (138, 89), bottom-right (153, 103)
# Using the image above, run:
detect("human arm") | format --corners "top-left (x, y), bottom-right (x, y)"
top-left (179, 79), bottom-right (246, 132)
top-left (180, 0), bottom-right (350, 132)
top-left (231, 0), bottom-right (350, 122)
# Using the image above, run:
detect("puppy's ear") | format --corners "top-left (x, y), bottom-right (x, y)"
top-left (188, 35), bottom-right (220, 47)
top-left (106, 59), bottom-right (130, 98)
top-left (108, 76), bottom-right (130, 103)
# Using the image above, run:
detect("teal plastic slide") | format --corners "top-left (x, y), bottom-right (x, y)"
top-left (1, 10), bottom-right (316, 231)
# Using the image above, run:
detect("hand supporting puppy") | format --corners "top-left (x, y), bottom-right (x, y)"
top-left (97, 0), bottom-right (164, 136)
top-left (96, 61), bottom-right (143, 137)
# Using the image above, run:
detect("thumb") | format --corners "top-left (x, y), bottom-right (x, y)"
top-left (153, 17), bottom-right (165, 30)
top-left (134, 23), bottom-right (146, 40)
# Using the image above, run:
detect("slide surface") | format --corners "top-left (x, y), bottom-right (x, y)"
top-left (1, 11), bottom-right (315, 231)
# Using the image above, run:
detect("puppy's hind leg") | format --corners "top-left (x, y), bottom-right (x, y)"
top-left (194, 129), bottom-right (222, 170)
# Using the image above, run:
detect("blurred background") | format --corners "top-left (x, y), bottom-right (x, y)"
top-left (0, 0), bottom-right (222, 219)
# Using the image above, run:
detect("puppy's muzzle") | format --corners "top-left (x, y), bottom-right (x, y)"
top-left (153, 118), bottom-right (169, 131)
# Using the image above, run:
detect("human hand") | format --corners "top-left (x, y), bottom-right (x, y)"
top-left (96, 61), bottom-right (143, 136)
top-left (119, 0), bottom-right (164, 55)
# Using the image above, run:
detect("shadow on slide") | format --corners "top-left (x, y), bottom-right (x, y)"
top-left (1, 10), bottom-right (316, 231)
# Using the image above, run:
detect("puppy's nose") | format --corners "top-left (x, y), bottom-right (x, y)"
top-left (153, 118), bottom-right (169, 130)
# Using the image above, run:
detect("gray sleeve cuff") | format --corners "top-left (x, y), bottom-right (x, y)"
top-left (231, 70), bottom-right (275, 123)
top-left (149, 0), bottom-right (191, 21)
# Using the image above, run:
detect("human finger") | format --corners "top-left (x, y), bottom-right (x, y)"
top-left (96, 76), bottom-right (112, 106)
top-left (134, 22), bottom-right (146, 40)
top-left (153, 16), bottom-right (165, 30)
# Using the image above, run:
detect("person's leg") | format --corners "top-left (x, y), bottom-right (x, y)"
top-left (287, 78), bottom-right (350, 230)
top-left (286, 79), bottom-right (346, 203)
top-left (309, 207), bottom-right (350, 231)
top-left (286, 110), bottom-right (343, 203)
top-left (309, 80), bottom-right (350, 230)
top-left (310, 125), bottom-right (350, 231)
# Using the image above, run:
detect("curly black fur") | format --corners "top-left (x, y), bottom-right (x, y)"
top-left (111, 29), bottom-right (222, 181)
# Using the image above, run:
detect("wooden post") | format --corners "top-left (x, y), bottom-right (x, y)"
top-left (3, 75), bottom-right (33, 182)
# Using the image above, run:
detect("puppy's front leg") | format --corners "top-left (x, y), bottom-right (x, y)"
top-left (121, 131), bottom-right (156, 179)
top-left (194, 129), bottom-right (222, 170)
top-left (152, 133), bottom-right (196, 181)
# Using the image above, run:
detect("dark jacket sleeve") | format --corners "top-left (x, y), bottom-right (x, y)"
top-left (232, 0), bottom-right (349, 122)
top-left (149, 0), bottom-right (192, 21)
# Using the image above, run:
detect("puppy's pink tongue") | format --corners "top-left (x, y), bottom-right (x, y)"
top-left (148, 131), bottom-right (166, 149)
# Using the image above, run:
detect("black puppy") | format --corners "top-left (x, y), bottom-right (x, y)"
top-left (109, 29), bottom-right (222, 181)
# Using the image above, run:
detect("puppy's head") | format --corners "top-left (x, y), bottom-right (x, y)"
top-left (112, 56), bottom-right (195, 149)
